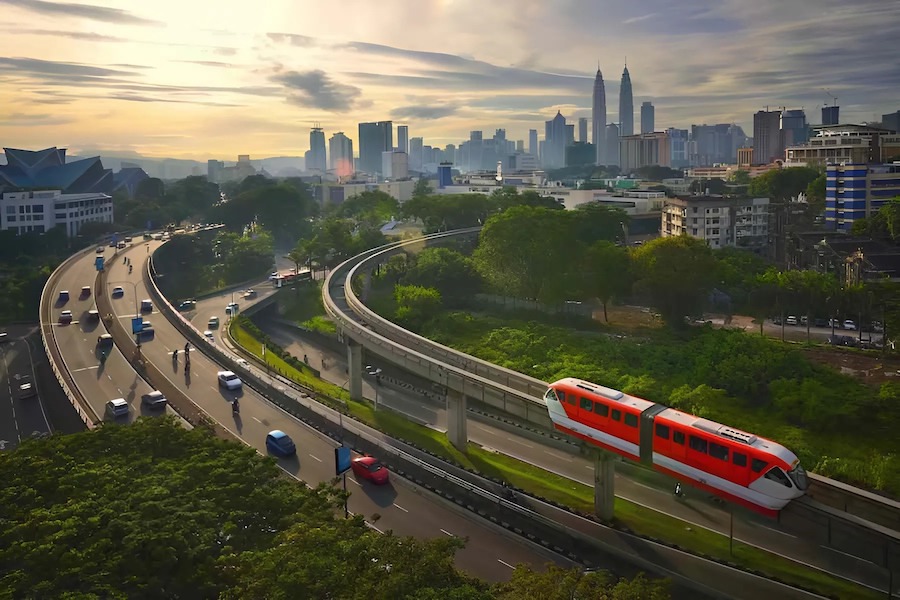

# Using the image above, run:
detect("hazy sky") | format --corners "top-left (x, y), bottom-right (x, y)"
top-left (1, 0), bottom-right (898, 160)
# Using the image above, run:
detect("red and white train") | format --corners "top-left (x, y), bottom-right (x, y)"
top-left (545, 378), bottom-right (809, 515)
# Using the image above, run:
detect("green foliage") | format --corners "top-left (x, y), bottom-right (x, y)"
top-left (215, 228), bottom-right (274, 284)
top-left (748, 167), bottom-right (819, 200)
top-left (489, 187), bottom-right (565, 211)
top-left (689, 178), bottom-right (728, 194)
top-left (633, 165), bottom-right (683, 181)
top-left (401, 193), bottom-right (493, 232)
top-left (394, 284), bottom-right (442, 328)
top-left (115, 175), bottom-right (222, 228)
top-left (581, 241), bottom-right (631, 322)
top-left (631, 236), bottom-right (718, 324)
top-left (335, 190), bottom-right (400, 224)
top-left (0, 227), bottom-right (72, 321)
top-left (730, 170), bottom-right (751, 185)
top-left (402, 247), bottom-right (481, 306)
top-left (212, 182), bottom-right (316, 246)
top-left (494, 565), bottom-right (670, 600)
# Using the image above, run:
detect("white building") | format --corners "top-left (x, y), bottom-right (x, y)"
top-left (661, 195), bottom-right (769, 251)
top-left (1, 190), bottom-right (113, 237)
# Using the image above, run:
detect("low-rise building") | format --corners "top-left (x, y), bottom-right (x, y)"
top-left (1, 190), bottom-right (113, 237)
top-left (661, 195), bottom-right (769, 251)
top-left (784, 124), bottom-right (899, 167)
top-left (825, 162), bottom-right (900, 232)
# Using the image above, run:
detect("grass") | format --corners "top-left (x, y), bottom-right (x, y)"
top-left (229, 317), bottom-right (879, 600)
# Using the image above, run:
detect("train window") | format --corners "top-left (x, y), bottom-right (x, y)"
top-left (566, 393), bottom-right (576, 405)
top-left (611, 409), bottom-right (621, 421)
top-left (593, 402), bottom-right (609, 417)
top-left (733, 452), bottom-right (747, 467)
top-left (709, 442), bottom-right (729, 461)
top-left (764, 467), bottom-right (792, 488)
top-left (689, 436), bottom-right (708, 454)
top-left (580, 397), bottom-right (593, 411)
top-left (624, 413), bottom-right (638, 428)
top-left (751, 458), bottom-right (767, 473)
top-left (655, 423), bottom-right (670, 439)
top-left (673, 431), bottom-right (685, 445)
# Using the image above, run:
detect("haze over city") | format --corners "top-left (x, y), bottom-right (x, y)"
top-left (1, 0), bottom-right (898, 159)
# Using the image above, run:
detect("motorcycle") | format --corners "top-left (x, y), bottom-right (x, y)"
top-left (232, 400), bottom-right (240, 414)
top-left (128, 265), bottom-right (133, 274)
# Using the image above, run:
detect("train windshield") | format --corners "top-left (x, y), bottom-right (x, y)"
top-left (544, 388), bottom-right (560, 403)
top-left (788, 464), bottom-right (809, 491)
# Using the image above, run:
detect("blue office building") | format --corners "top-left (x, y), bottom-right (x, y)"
top-left (826, 163), bottom-right (900, 231)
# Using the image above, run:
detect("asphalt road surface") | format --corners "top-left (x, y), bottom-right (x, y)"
top-left (0, 329), bottom-right (52, 451)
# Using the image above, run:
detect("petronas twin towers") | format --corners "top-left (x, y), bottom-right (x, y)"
top-left (592, 63), bottom-right (633, 166)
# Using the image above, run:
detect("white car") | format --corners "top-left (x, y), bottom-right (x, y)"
top-left (785, 316), bottom-right (798, 326)
top-left (204, 330), bottom-right (215, 342)
top-left (225, 302), bottom-right (239, 315)
top-left (843, 320), bottom-right (857, 330)
top-left (112, 286), bottom-right (125, 297)
top-left (217, 370), bottom-right (242, 390)
top-left (141, 390), bottom-right (167, 408)
top-left (236, 358), bottom-right (250, 368)
top-left (105, 398), bottom-right (129, 419)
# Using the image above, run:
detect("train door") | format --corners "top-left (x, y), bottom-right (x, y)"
top-left (639, 405), bottom-right (667, 465)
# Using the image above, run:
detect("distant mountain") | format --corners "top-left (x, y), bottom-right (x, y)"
top-left (0, 149), bottom-right (305, 179)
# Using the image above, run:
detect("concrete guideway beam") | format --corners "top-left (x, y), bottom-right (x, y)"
top-left (446, 389), bottom-right (468, 450)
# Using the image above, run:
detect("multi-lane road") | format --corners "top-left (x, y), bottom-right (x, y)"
top-left (50, 241), bottom-right (567, 582)
top-left (0, 327), bottom-right (52, 451)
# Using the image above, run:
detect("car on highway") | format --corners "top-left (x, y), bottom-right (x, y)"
top-left (217, 370), bottom-right (242, 390)
top-left (141, 390), bottom-right (167, 409)
top-left (207, 316), bottom-right (219, 329)
top-left (843, 319), bottom-right (857, 330)
top-left (140, 321), bottom-right (154, 336)
top-left (95, 246), bottom-right (105, 254)
top-left (351, 456), bottom-right (390, 484)
top-left (112, 286), bottom-right (125, 297)
top-left (58, 290), bottom-right (69, 302)
top-left (59, 310), bottom-right (73, 324)
top-left (117, 241), bottom-right (126, 249)
top-left (269, 272), bottom-right (279, 281)
top-left (786, 315), bottom-right (798, 326)
top-left (225, 302), bottom-right (239, 316)
top-left (204, 330), bottom-right (215, 342)
top-left (17, 379), bottom-right (37, 400)
top-left (108, 240), bottom-right (116, 247)
top-left (140, 299), bottom-right (153, 313)
top-left (0, 332), bottom-right (8, 343)
top-left (97, 334), bottom-right (114, 350)
top-left (243, 289), bottom-right (257, 299)
top-left (124, 236), bottom-right (132, 243)
top-left (178, 300), bottom-right (196, 311)
top-left (80, 286), bottom-right (91, 298)
top-left (105, 398), bottom-right (129, 419)
top-left (265, 430), bottom-right (296, 457)
top-left (365, 365), bottom-right (383, 376)
top-left (87, 309), bottom-right (100, 322)
top-left (235, 358), bottom-right (250, 368)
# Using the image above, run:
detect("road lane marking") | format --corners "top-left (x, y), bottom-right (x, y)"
top-left (820, 545), bottom-right (874, 564)
top-left (505, 437), bottom-right (533, 448)
top-left (497, 559), bottom-right (515, 569)
top-left (756, 524), bottom-right (797, 538)
top-left (367, 522), bottom-right (384, 534)
top-left (252, 417), bottom-right (262, 423)
top-left (630, 481), bottom-right (658, 492)
top-left (439, 528), bottom-right (454, 537)
top-left (71, 366), bottom-right (99, 372)
top-left (347, 477), bottom-right (361, 486)
top-left (393, 503), bottom-right (408, 512)
top-left (474, 424), bottom-right (496, 434)
top-left (543, 449), bottom-right (573, 461)
top-left (308, 454), bottom-right (322, 462)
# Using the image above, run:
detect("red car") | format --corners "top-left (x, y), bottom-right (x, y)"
top-left (351, 456), bottom-right (389, 485)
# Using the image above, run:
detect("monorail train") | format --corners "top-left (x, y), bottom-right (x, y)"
top-left (545, 377), bottom-right (808, 515)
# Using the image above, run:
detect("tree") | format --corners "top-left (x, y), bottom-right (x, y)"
top-left (394, 284), bottom-right (442, 329)
top-left (400, 194), bottom-right (492, 232)
top-left (338, 190), bottom-right (399, 223)
top-left (689, 178), bottom-right (728, 195)
top-left (748, 167), bottom-right (819, 201)
top-left (634, 165), bottom-right (682, 181)
top-left (631, 236), bottom-right (718, 325)
top-left (403, 247), bottom-right (481, 307)
top-left (489, 187), bottom-right (563, 212)
top-left (582, 241), bottom-right (631, 322)
top-left (413, 177), bottom-right (432, 199)
top-left (730, 170), bottom-right (751, 185)
top-left (878, 197), bottom-right (900, 241)
top-left (494, 564), bottom-right (670, 600)
top-left (805, 173), bottom-right (826, 214)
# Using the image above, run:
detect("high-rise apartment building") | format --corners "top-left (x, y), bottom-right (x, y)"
top-left (883, 110), bottom-right (900, 133)
top-left (328, 132), bottom-right (354, 177)
top-left (592, 67), bottom-right (607, 165)
top-left (578, 117), bottom-right (588, 143)
top-left (619, 132), bottom-right (670, 172)
top-left (619, 64), bottom-right (634, 137)
top-left (382, 150), bottom-right (409, 180)
top-left (409, 137), bottom-right (424, 172)
top-left (661, 195), bottom-right (769, 251)
top-left (543, 111), bottom-right (568, 169)
top-left (397, 125), bottom-right (409, 154)
top-left (528, 129), bottom-right (538, 157)
top-left (822, 105), bottom-right (840, 126)
top-left (516, 140), bottom-right (525, 153)
top-left (752, 110), bottom-right (782, 165)
top-left (605, 123), bottom-right (620, 167)
top-left (667, 128), bottom-right (689, 168)
top-left (358, 121), bottom-right (393, 175)
top-left (780, 109), bottom-right (809, 147)
top-left (640, 101), bottom-right (655, 134)
top-left (307, 126), bottom-right (326, 172)
top-left (826, 163), bottom-right (900, 231)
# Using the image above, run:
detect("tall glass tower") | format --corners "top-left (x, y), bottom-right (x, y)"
top-left (619, 64), bottom-right (634, 137)
top-left (592, 66), bottom-right (607, 165)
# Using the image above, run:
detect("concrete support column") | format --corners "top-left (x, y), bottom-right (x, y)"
top-left (593, 450), bottom-right (616, 521)
top-left (347, 339), bottom-right (363, 402)
top-left (446, 389), bottom-right (468, 450)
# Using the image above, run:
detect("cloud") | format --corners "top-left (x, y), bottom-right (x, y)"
top-left (266, 32), bottom-right (316, 47)
top-left (177, 60), bottom-right (233, 68)
top-left (0, 56), bottom-right (137, 78)
top-left (0, 112), bottom-right (74, 125)
top-left (622, 13), bottom-right (658, 25)
top-left (14, 28), bottom-right (126, 42)
top-left (270, 68), bottom-right (362, 111)
top-left (391, 105), bottom-right (457, 120)
top-left (0, 0), bottom-right (160, 25)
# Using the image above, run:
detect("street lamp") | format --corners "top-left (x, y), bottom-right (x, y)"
top-left (107, 280), bottom-right (144, 352)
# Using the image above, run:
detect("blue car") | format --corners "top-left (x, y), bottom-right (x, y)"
top-left (265, 430), bottom-right (296, 457)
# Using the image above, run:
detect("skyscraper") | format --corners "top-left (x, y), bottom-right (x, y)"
top-left (516, 140), bottom-right (525, 153)
top-left (397, 125), bottom-right (409, 154)
top-left (605, 123), bottom-right (620, 167)
top-left (640, 101), bottom-right (655, 134)
top-left (619, 64), bottom-right (634, 137)
top-left (780, 109), bottom-right (808, 147)
top-left (544, 111), bottom-right (568, 169)
top-left (528, 129), bottom-right (538, 156)
top-left (752, 110), bottom-right (782, 165)
top-left (357, 121), bottom-right (393, 175)
top-left (822, 105), bottom-right (840, 126)
top-left (578, 117), bottom-right (588, 143)
top-left (328, 132), bottom-right (353, 177)
top-left (308, 126), bottom-right (326, 172)
top-left (409, 137), bottom-right (424, 171)
top-left (592, 66), bottom-right (607, 165)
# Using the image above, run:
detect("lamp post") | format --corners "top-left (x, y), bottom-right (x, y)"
top-left (107, 280), bottom-right (143, 351)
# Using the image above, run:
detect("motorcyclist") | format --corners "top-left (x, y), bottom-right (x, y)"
top-left (232, 399), bottom-right (240, 413)
top-left (100, 350), bottom-right (107, 364)
top-left (674, 482), bottom-right (683, 497)
top-left (173, 348), bottom-right (179, 361)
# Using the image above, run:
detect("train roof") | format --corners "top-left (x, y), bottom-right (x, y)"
top-left (554, 378), bottom-right (657, 412)
top-left (656, 408), bottom-right (798, 466)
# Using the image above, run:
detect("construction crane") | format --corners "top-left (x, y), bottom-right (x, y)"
top-left (823, 88), bottom-right (838, 107)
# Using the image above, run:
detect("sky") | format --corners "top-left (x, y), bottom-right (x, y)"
top-left (0, 0), bottom-right (898, 160)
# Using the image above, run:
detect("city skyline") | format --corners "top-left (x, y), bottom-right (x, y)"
top-left (1, 0), bottom-right (898, 160)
